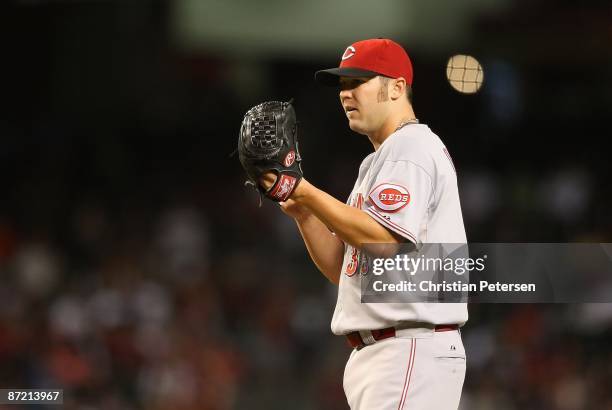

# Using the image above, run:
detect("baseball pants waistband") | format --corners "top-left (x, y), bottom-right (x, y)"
top-left (345, 323), bottom-right (459, 350)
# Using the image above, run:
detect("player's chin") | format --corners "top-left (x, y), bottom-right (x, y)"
top-left (347, 119), bottom-right (366, 134)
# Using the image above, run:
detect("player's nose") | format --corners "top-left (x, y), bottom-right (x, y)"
top-left (339, 89), bottom-right (352, 103)
top-left (339, 86), bottom-right (353, 96)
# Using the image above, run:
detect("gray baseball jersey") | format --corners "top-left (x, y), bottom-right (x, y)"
top-left (331, 123), bottom-right (468, 335)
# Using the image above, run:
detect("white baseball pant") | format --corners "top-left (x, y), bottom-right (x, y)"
top-left (343, 328), bottom-right (466, 409)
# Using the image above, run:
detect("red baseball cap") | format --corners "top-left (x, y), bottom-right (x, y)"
top-left (315, 38), bottom-right (413, 86)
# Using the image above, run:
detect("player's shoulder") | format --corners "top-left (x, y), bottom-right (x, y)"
top-left (359, 152), bottom-right (376, 172)
top-left (380, 124), bottom-right (444, 163)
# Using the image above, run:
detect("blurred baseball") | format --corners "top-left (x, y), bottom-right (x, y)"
top-left (446, 54), bottom-right (484, 94)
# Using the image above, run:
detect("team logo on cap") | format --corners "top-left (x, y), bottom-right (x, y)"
top-left (341, 46), bottom-right (356, 60)
top-left (368, 183), bottom-right (410, 212)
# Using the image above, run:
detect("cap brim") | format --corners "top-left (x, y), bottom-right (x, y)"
top-left (314, 67), bottom-right (380, 86)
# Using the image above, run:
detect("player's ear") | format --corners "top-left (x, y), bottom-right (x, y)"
top-left (390, 78), bottom-right (406, 101)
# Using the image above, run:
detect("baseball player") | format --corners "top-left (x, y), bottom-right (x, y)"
top-left (254, 38), bottom-right (467, 409)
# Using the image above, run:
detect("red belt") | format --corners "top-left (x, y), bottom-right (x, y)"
top-left (346, 324), bottom-right (459, 350)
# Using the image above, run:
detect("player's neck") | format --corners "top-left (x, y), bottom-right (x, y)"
top-left (369, 107), bottom-right (417, 151)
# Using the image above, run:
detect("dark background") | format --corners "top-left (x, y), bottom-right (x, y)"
top-left (0, 1), bottom-right (611, 409)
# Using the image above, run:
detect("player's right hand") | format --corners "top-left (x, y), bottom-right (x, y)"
top-left (279, 199), bottom-right (311, 221)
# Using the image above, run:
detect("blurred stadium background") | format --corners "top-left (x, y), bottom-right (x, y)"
top-left (1, 0), bottom-right (611, 409)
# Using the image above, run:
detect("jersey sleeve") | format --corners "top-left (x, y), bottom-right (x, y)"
top-left (364, 160), bottom-right (433, 244)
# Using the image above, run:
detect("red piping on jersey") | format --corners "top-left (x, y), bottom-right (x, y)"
top-left (443, 147), bottom-right (456, 174)
top-left (398, 339), bottom-right (416, 410)
top-left (366, 208), bottom-right (417, 244)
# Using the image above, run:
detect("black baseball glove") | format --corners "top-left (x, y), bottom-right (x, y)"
top-left (238, 100), bottom-right (303, 202)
